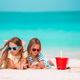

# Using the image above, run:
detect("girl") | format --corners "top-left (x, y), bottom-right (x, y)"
top-left (0, 37), bottom-right (28, 69)
top-left (27, 38), bottom-right (55, 69)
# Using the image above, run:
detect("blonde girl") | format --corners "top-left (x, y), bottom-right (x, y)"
top-left (0, 37), bottom-right (28, 69)
top-left (27, 38), bottom-right (55, 69)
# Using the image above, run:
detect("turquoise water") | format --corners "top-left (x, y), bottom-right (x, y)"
top-left (0, 11), bottom-right (80, 59)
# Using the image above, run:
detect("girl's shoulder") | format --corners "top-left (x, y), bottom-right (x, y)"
top-left (38, 52), bottom-right (44, 61)
top-left (39, 52), bottom-right (44, 56)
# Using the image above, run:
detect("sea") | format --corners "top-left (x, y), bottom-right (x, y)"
top-left (0, 11), bottom-right (80, 59)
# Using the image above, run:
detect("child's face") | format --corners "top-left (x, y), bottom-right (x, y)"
top-left (31, 44), bottom-right (40, 57)
top-left (8, 42), bottom-right (21, 56)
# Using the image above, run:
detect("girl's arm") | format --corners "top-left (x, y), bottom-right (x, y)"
top-left (37, 60), bottom-right (45, 69)
top-left (20, 58), bottom-right (28, 69)
top-left (9, 58), bottom-right (28, 69)
top-left (28, 60), bottom-right (44, 69)
top-left (27, 60), bottom-right (31, 68)
top-left (27, 60), bottom-right (40, 69)
top-left (8, 58), bottom-right (21, 69)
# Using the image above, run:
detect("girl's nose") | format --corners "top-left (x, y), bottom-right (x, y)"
top-left (10, 49), bottom-right (14, 52)
top-left (34, 50), bottom-right (37, 53)
top-left (35, 50), bottom-right (38, 52)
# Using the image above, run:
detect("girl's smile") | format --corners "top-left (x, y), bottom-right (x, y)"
top-left (10, 51), bottom-right (15, 55)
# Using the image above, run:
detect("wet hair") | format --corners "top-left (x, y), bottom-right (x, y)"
top-left (0, 37), bottom-right (23, 68)
top-left (27, 38), bottom-right (41, 61)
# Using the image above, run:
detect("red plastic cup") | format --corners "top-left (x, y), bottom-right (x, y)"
top-left (55, 57), bottom-right (69, 70)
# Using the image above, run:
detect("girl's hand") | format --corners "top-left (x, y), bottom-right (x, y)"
top-left (45, 66), bottom-right (49, 69)
top-left (20, 63), bottom-right (28, 69)
top-left (30, 65), bottom-right (39, 69)
top-left (32, 61), bottom-right (39, 66)
top-left (30, 61), bottom-right (40, 69)
top-left (15, 63), bottom-right (21, 69)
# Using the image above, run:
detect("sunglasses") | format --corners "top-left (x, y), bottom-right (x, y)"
top-left (7, 46), bottom-right (20, 51)
top-left (32, 48), bottom-right (41, 52)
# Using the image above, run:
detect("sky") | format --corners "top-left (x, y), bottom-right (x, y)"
top-left (0, 0), bottom-right (80, 12)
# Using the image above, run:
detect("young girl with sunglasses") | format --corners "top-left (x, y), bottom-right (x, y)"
top-left (0, 37), bottom-right (28, 69)
top-left (27, 38), bottom-right (55, 69)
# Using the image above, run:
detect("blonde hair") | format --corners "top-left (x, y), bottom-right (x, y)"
top-left (0, 37), bottom-right (23, 68)
top-left (27, 38), bottom-right (41, 61)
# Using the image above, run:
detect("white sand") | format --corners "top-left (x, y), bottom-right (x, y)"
top-left (0, 59), bottom-right (80, 80)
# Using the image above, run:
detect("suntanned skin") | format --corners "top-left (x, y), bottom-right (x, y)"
top-left (8, 42), bottom-right (28, 70)
top-left (28, 60), bottom-right (45, 69)
top-left (9, 58), bottom-right (28, 69)
top-left (28, 44), bottom-right (45, 69)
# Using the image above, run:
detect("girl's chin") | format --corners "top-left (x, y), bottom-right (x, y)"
top-left (11, 53), bottom-right (17, 56)
top-left (11, 52), bottom-right (14, 55)
top-left (33, 53), bottom-right (38, 56)
top-left (12, 53), bottom-right (15, 56)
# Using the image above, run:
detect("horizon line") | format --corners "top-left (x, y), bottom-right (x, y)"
top-left (0, 10), bottom-right (80, 13)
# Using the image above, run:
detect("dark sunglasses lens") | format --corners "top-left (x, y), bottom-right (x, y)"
top-left (8, 47), bottom-right (11, 50)
top-left (37, 49), bottom-right (40, 52)
top-left (13, 47), bottom-right (16, 51)
top-left (32, 49), bottom-right (36, 51)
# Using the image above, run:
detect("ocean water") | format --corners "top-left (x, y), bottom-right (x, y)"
top-left (0, 11), bottom-right (80, 59)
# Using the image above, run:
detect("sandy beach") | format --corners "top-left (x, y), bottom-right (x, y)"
top-left (0, 58), bottom-right (80, 80)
